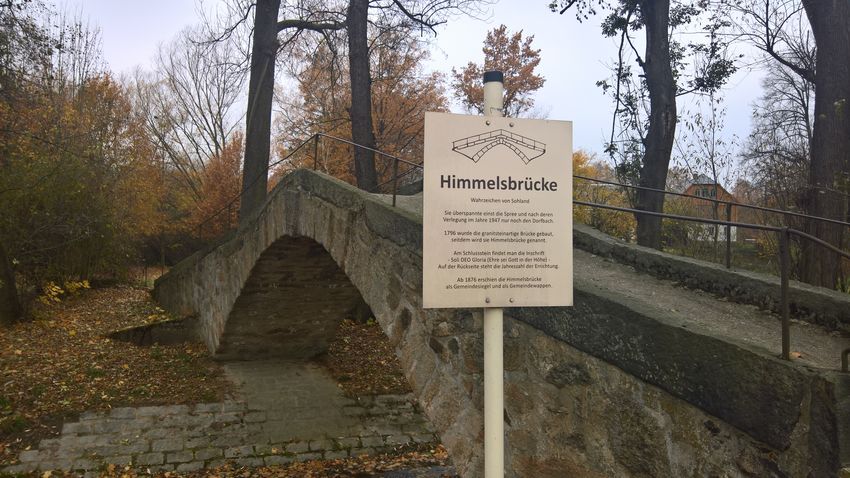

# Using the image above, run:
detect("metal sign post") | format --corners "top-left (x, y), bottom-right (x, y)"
top-left (421, 70), bottom-right (572, 478)
top-left (482, 70), bottom-right (505, 478)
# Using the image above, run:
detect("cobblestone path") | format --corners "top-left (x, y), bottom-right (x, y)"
top-left (3, 360), bottom-right (439, 475)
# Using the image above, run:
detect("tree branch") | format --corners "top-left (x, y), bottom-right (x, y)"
top-left (276, 19), bottom-right (346, 33)
top-left (559, 0), bottom-right (579, 15)
top-left (390, 0), bottom-right (444, 33)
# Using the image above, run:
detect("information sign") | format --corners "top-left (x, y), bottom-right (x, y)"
top-left (423, 112), bottom-right (573, 308)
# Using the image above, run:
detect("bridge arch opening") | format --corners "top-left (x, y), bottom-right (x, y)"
top-left (213, 234), bottom-right (448, 468)
top-left (216, 235), bottom-right (372, 361)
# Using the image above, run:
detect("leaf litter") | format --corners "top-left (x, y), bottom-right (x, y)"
top-left (0, 286), bottom-right (456, 476)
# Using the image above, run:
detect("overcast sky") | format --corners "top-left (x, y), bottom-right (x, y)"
top-left (62, 0), bottom-right (766, 174)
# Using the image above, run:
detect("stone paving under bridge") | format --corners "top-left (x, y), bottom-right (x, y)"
top-left (3, 360), bottom-right (441, 475)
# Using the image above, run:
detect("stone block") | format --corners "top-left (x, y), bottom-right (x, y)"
top-left (336, 437), bottom-right (360, 449)
top-left (295, 452), bottom-right (322, 461)
top-left (186, 414), bottom-right (216, 428)
top-left (286, 441), bottom-right (309, 453)
top-left (102, 455), bottom-right (132, 466)
top-left (212, 412), bottom-right (242, 424)
top-left (61, 421), bottom-right (93, 435)
top-left (135, 406), bottom-right (167, 417)
top-left (185, 436), bottom-right (213, 449)
top-left (109, 407), bottom-right (137, 419)
top-left (210, 434), bottom-right (244, 447)
top-left (39, 459), bottom-right (74, 471)
top-left (158, 405), bottom-right (190, 415)
top-left (91, 420), bottom-right (124, 434)
top-left (224, 445), bottom-right (255, 458)
top-left (308, 439), bottom-right (334, 452)
top-left (166, 451), bottom-right (194, 464)
top-left (193, 403), bottom-right (223, 413)
top-left (253, 444), bottom-right (274, 456)
top-left (233, 457), bottom-right (264, 467)
top-left (38, 439), bottom-right (61, 451)
top-left (385, 434), bottom-right (412, 446)
top-left (193, 448), bottom-right (223, 461)
top-left (1, 464), bottom-right (32, 474)
top-left (123, 441), bottom-right (153, 455)
top-left (79, 411), bottom-right (102, 421)
top-left (222, 401), bottom-right (247, 412)
top-left (410, 432), bottom-right (438, 444)
top-left (342, 406), bottom-right (367, 417)
top-left (18, 450), bottom-right (41, 462)
top-left (323, 450), bottom-right (349, 460)
top-left (151, 438), bottom-right (184, 452)
top-left (146, 464), bottom-right (175, 472)
top-left (360, 435), bottom-right (384, 447)
top-left (350, 447), bottom-right (377, 457)
top-left (142, 427), bottom-right (173, 440)
top-left (264, 455), bottom-right (294, 466)
top-left (135, 452), bottom-right (164, 466)
top-left (243, 411), bottom-right (266, 423)
top-left (176, 461), bottom-right (204, 472)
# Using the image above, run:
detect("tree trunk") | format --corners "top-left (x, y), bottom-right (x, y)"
top-left (800, 0), bottom-right (850, 288)
top-left (634, 0), bottom-right (676, 249)
top-left (346, 0), bottom-right (379, 192)
top-left (0, 242), bottom-right (23, 326)
top-left (239, 0), bottom-right (280, 224)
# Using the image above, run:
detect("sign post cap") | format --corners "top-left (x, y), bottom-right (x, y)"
top-left (483, 70), bottom-right (504, 84)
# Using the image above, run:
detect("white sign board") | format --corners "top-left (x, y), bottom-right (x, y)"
top-left (423, 112), bottom-right (573, 309)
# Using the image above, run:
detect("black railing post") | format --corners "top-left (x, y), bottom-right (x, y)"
top-left (313, 134), bottom-right (319, 171)
top-left (779, 227), bottom-right (791, 360)
top-left (725, 202), bottom-right (732, 269)
top-left (392, 157), bottom-right (399, 208)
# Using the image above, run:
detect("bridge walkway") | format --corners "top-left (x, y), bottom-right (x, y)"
top-left (377, 192), bottom-right (850, 371)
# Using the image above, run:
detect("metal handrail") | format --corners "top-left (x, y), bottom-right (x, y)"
top-left (574, 174), bottom-right (850, 228)
top-left (196, 132), bottom-right (424, 234)
top-left (577, 197), bottom-right (850, 364)
top-left (573, 200), bottom-right (783, 232)
top-left (187, 133), bottom-right (850, 368)
top-left (315, 133), bottom-right (423, 169)
top-left (198, 133), bottom-right (848, 241)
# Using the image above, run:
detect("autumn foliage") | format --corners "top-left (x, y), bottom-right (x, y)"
top-left (191, 132), bottom-right (244, 238)
top-left (275, 34), bottom-right (447, 189)
top-left (572, 150), bottom-right (636, 241)
top-left (0, 3), bottom-right (245, 315)
top-left (451, 24), bottom-right (545, 118)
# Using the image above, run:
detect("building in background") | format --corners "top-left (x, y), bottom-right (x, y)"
top-left (682, 174), bottom-right (740, 242)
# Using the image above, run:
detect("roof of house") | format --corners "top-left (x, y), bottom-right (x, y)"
top-left (682, 174), bottom-right (738, 203)
top-left (690, 174), bottom-right (716, 185)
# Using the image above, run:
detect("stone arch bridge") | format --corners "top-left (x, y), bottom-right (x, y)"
top-left (154, 169), bottom-right (850, 477)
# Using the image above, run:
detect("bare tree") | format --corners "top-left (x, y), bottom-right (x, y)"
top-left (799, 0), bottom-right (850, 288)
top-left (742, 59), bottom-right (813, 213)
top-left (228, 0), bottom-right (491, 221)
top-left (134, 26), bottom-right (246, 204)
top-left (556, 1), bottom-right (735, 249)
top-left (346, 0), bottom-right (378, 192)
top-left (730, 0), bottom-right (850, 288)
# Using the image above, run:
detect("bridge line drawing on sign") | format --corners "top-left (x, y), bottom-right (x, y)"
top-left (451, 129), bottom-right (547, 164)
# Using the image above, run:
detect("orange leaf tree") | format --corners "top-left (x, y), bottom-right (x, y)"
top-left (275, 33), bottom-right (448, 190)
top-left (451, 24), bottom-right (545, 118)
